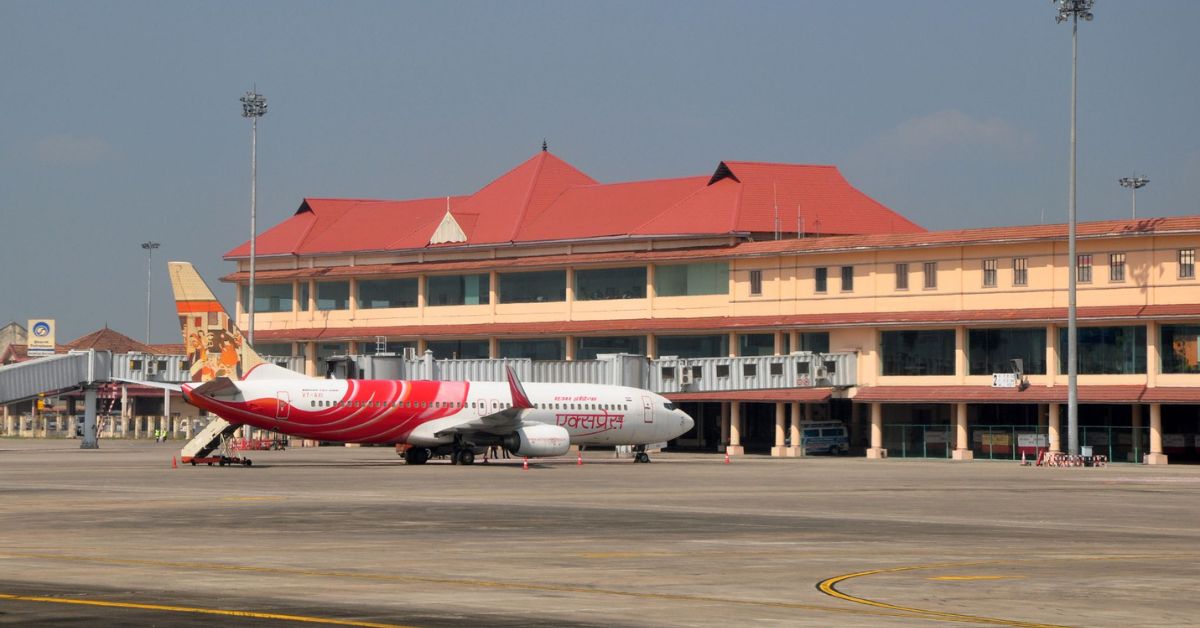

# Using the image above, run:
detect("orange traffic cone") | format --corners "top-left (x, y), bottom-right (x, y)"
top-left (1021, 451), bottom-right (1027, 466)
top-left (577, 451), bottom-right (583, 466)
top-left (522, 457), bottom-right (529, 470)
top-left (171, 456), bottom-right (177, 469)
top-left (724, 452), bottom-right (731, 464)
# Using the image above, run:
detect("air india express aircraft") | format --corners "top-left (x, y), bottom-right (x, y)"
top-left (166, 262), bottom-right (694, 465)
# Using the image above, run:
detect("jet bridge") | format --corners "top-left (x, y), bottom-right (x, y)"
top-left (0, 350), bottom-right (112, 448)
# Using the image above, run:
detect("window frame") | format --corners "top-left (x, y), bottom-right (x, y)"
top-left (749, 269), bottom-right (763, 296)
top-left (982, 258), bottom-right (997, 288)
top-left (1077, 254), bottom-right (1093, 284)
top-left (1109, 252), bottom-right (1126, 283)
top-left (1179, 249), bottom-right (1196, 279)
top-left (923, 262), bottom-right (937, 290)
top-left (814, 267), bottom-right (828, 294)
top-left (1013, 257), bottom-right (1028, 287)
top-left (840, 266), bottom-right (854, 292)
top-left (895, 263), bottom-right (908, 291)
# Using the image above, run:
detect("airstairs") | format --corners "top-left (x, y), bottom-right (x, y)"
top-left (179, 416), bottom-right (242, 462)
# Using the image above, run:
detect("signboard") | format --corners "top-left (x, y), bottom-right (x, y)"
top-left (27, 319), bottom-right (55, 356)
top-left (1017, 433), bottom-right (1048, 448)
top-left (991, 373), bottom-right (1018, 388)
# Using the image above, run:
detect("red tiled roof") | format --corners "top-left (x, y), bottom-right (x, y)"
top-left (248, 304), bottom-right (1200, 343)
top-left (63, 328), bottom-right (157, 354)
top-left (1139, 388), bottom-right (1200, 403)
top-left (852, 385), bottom-right (1162, 404)
top-left (225, 151), bottom-right (920, 259)
top-left (667, 388), bottom-right (832, 403)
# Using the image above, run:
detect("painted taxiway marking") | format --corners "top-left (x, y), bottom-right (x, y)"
top-left (0, 593), bottom-right (410, 628)
top-left (817, 555), bottom-right (1191, 628)
top-left (0, 551), bottom-right (919, 621)
top-left (928, 575), bottom-right (1023, 581)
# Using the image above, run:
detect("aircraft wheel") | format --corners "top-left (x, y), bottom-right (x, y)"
top-left (243, 459), bottom-right (253, 467)
top-left (458, 449), bottom-right (475, 465)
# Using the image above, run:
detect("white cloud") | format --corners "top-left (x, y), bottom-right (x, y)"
top-left (32, 134), bottom-right (118, 165)
top-left (867, 109), bottom-right (1035, 161)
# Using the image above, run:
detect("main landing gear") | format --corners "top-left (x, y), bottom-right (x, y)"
top-left (452, 448), bottom-right (475, 465)
top-left (633, 445), bottom-right (652, 464)
top-left (403, 447), bottom-right (431, 465)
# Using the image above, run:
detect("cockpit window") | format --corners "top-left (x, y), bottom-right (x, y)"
top-left (663, 402), bottom-right (676, 411)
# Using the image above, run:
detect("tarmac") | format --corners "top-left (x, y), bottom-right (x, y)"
top-left (0, 439), bottom-right (1197, 627)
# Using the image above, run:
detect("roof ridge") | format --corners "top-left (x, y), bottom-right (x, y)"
top-left (508, 152), bottom-right (549, 242)
top-left (630, 177), bottom-right (732, 234)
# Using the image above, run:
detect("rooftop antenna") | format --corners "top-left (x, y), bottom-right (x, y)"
top-left (773, 182), bottom-right (781, 240)
top-left (541, 139), bottom-right (548, 152)
top-left (796, 204), bottom-right (805, 239)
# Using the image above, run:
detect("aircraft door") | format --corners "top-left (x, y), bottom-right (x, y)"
top-left (642, 395), bottom-right (653, 424)
top-left (275, 392), bottom-right (291, 420)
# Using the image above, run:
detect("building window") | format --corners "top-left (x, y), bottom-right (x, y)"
top-left (1013, 257), bottom-right (1028, 286)
top-left (299, 281), bottom-right (310, 311)
top-left (655, 262), bottom-right (729, 297)
top-left (749, 270), bottom-right (763, 296)
top-left (841, 266), bottom-right (854, 292)
top-left (895, 263), bottom-right (908, 290)
top-left (1109, 253), bottom-right (1126, 282)
top-left (738, 333), bottom-right (775, 357)
top-left (316, 281), bottom-right (350, 311)
top-left (923, 262), bottom-right (937, 289)
top-left (881, 329), bottom-right (956, 376)
top-left (357, 278), bottom-right (418, 309)
top-left (982, 259), bottom-right (997, 288)
top-left (498, 338), bottom-right (565, 361)
top-left (576, 267), bottom-right (646, 301)
top-left (795, 332), bottom-right (830, 354)
top-left (1076, 254), bottom-right (1092, 283)
top-left (316, 342), bottom-right (348, 360)
top-left (240, 283), bottom-right (294, 313)
top-left (814, 267), bottom-right (828, 293)
top-left (575, 336), bottom-right (647, 360)
top-left (428, 274), bottom-right (490, 306)
top-left (656, 335), bottom-right (729, 359)
top-left (1161, 324), bottom-right (1200, 373)
top-left (498, 270), bottom-right (566, 304)
top-left (254, 343), bottom-right (294, 357)
top-left (1180, 249), bottom-right (1196, 279)
top-left (968, 328), bottom-right (1047, 375)
top-left (1058, 326), bottom-right (1146, 374)
top-left (426, 339), bottom-right (490, 359)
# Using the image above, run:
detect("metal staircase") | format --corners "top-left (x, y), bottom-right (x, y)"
top-left (179, 417), bottom-right (242, 462)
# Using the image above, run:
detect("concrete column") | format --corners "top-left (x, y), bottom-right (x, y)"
top-left (773, 332), bottom-right (784, 356)
top-left (81, 387), bottom-right (98, 449)
top-left (1146, 403), bottom-right (1168, 465)
top-left (163, 388), bottom-right (171, 421)
top-left (786, 401), bottom-right (802, 457)
top-left (1046, 324), bottom-right (1058, 383)
top-left (305, 341), bottom-right (317, 377)
top-left (134, 416), bottom-right (142, 439)
top-left (720, 402), bottom-right (730, 448)
top-left (728, 332), bottom-right (738, 358)
top-left (417, 275), bottom-right (426, 322)
top-left (1131, 404), bottom-right (1144, 463)
top-left (867, 402), bottom-right (886, 459)
top-left (952, 402), bottom-right (973, 461)
top-left (488, 337), bottom-right (499, 359)
top-left (565, 335), bottom-right (576, 361)
top-left (954, 326), bottom-right (966, 384)
top-left (645, 334), bottom-right (656, 359)
top-left (1049, 403), bottom-right (1061, 453)
top-left (185, 417), bottom-right (194, 439)
top-left (120, 385), bottom-right (129, 420)
top-left (1146, 321), bottom-right (1159, 389)
top-left (726, 402), bottom-right (744, 456)
top-left (348, 278), bottom-right (358, 318)
top-left (771, 402), bottom-right (786, 456)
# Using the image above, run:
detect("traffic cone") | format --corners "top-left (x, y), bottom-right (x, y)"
top-left (1021, 451), bottom-right (1027, 466)
top-left (522, 457), bottom-right (529, 470)
top-left (171, 456), bottom-right (177, 469)
top-left (577, 451), bottom-right (583, 466)
top-left (724, 452), bottom-right (731, 464)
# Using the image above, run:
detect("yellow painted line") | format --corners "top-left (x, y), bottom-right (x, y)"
top-left (817, 555), bottom-right (1190, 628)
top-left (0, 551), bottom-right (917, 621)
top-left (928, 575), bottom-right (1023, 581)
top-left (0, 592), bottom-right (410, 628)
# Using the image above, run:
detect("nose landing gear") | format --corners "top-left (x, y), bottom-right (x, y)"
top-left (632, 445), bottom-right (651, 463)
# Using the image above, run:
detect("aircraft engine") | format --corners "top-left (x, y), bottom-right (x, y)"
top-left (503, 424), bottom-right (571, 457)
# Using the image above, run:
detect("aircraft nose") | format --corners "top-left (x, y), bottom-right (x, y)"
top-left (681, 413), bottom-right (695, 433)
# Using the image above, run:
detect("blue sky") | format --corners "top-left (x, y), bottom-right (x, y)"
top-left (2, 1), bottom-right (1198, 344)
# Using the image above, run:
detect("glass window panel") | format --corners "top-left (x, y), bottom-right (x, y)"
top-left (576, 267), bottom-right (646, 301)
top-left (253, 342), bottom-right (294, 357)
top-left (576, 336), bottom-right (646, 360)
top-left (1179, 249), bottom-right (1195, 279)
top-left (362, 340), bottom-right (415, 355)
top-left (1013, 257), bottom-right (1028, 286)
top-left (498, 270), bottom-right (566, 303)
top-left (1058, 326), bottom-right (1146, 374)
top-left (655, 262), bottom-right (729, 297)
top-left (895, 263), bottom-right (908, 290)
top-left (1160, 325), bottom-right (1200, 374)
top-left (881, 330), bottom-right (955, 376)
top-left (427, 274), bottom-right (490, 306)
top-left (749, 269), bottom-right (763, 296)
top-left (923, 262), bottom-right (938, 289)
top-left (795, 332), bottom-right (830, 354)
top-left (656, 335), bottom-right (729, 359)
top-left (426, 339), bottom-right (491, 359)
top-left (982, 259), bottom-right (997, 288)
top-left (814, 267), bottom-right (828, 293)
top-left (841, 266), bottom-right (854, 292)
top-left (1077, 254), bottom-right (1093, 283)
top-left (968, 328), bottom-right (1046, 375)
top-left (240, 283), bottom-right (293, 313)
top-left (498, 338), bottom-right (564, 361)
top-left (1109, 253), bottom-right (1126, 282)
top-left (316, 342), bottom-right (347, 360)
top-left (299, 281), bottom-right (310, 311)
top-left (357, 278), bottom-right (417, 309)
top-left (316, 281), bottom-right (349, 310)
top-left (738, 333), bottom-right (775, 357)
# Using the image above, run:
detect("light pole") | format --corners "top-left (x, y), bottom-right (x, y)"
top-left (240, 88), bottom-right (267, 347)
top-left (1118, 174), bottom-right (1149, 219)
top-left (141, 241), bottom-right (160, 344)
top-left (1055, 0), bottom-right (1093, 457)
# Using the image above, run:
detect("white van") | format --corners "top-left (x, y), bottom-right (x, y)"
top-left (800, 421), bottom-right (849, 455)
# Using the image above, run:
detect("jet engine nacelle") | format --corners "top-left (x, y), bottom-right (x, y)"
top-left (503, 424), bottom-right (571, 458)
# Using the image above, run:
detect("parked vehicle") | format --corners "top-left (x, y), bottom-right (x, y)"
top-left (800, 421), bottom-right (849, 455)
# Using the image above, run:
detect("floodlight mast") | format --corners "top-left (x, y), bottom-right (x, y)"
top-left (1118, 175), bottom-right (1149, 219)
top-left (1054, 0), bottom-right (1093, 457)
top-left (240, 88), bottom-right (267, 347)
top-left (141, 241), bottom-right (160, 344)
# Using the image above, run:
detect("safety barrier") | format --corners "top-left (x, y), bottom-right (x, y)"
top-left (1035, 451), bottom-right (1108, 468)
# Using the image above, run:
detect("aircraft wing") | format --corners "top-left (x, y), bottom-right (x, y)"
top-left (188, 377), bottom-right (239, 398)
top-left (433, 366), bottom-right (534, 438)
top-left (111, 378), bottom-right (182, 393)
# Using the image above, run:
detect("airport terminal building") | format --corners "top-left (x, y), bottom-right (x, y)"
top-left (225, 149), bottom-right (1200, 464)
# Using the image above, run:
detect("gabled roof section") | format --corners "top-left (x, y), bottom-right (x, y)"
top-left (63, 327), bottom-right (156, 354)
top-left (429, 209), bottom-right (468, 245)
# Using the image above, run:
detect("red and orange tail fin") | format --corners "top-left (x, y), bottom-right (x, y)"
top-left (168, 261), bottom-right (264, 383)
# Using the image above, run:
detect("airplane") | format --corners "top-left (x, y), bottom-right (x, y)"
top-left (166, 261), bottom-right (694, 465)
